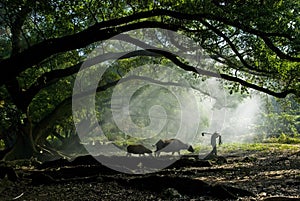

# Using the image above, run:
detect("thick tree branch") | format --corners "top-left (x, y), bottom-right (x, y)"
top-left (0, 20), bottom-right (179, 86)
top-left (199, 19), bottom-right (276, 75)
top-left (23, 50), bottom-right (161, 108)
top-left (1, 9), bottom-right (298, 87)
top-left (260, 36), bottom-right (300, 62)
top-left (5, 4), bottom-right (31, 111)
top-left (146, 49), bottom-right (297, 98)
top-left (114, 34), bottom-right (298, 98)
top-left (33, 32), bottom-right (294, 100)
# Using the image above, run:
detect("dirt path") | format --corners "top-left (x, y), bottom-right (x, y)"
top-left (0, 146), bottom-right (299, 201)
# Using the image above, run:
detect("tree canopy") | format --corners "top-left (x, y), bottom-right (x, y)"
top-left (0, 0), bottom-right (299, 159)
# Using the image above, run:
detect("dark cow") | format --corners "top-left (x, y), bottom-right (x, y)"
top-left (126, 144), bottom-right (153, 156)
top-left (154, 138), bottom-right (194, 157)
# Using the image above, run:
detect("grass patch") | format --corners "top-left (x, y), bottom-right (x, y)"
top-left (263, 133), bottom-right (300, 144)
top-left (218, 142), bottom-right (299, 154)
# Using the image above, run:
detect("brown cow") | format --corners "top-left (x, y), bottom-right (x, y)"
top-left (153, 138), bottom-right (194, 157)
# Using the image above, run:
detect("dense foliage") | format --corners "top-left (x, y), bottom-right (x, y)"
top-left (254, 94), bottom-right (300, 142)
top-left (0, 0), bottom-right (299, 159)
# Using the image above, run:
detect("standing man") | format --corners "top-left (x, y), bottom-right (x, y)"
top-left (202, 132), bottom-right (222, 155)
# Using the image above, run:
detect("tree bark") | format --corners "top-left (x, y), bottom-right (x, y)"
top-left (3, 131), bottom-right (36, 160)
top-left (3, 109), bottom-right (37, 161)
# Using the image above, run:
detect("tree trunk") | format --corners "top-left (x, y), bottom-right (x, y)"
top-left (3, 133), bottom-right (36, 160)
top-left (3, 113), bottom-right (37, 161)
top-left (33, 98), bottom-right (72, 144)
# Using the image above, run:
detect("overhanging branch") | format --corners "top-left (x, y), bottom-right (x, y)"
top-left (1, 9), bottom-right (298, 87)
top-left (0, 20), bottom-right (179, 86)
top-left (114, 34), bottom-right (298, 98)
top-left (143, 49), bottom-right (297, 98)
top-left (23, 50), bottom-right (161, 108)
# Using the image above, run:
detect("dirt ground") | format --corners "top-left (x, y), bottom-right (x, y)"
top-left (0, 145), bottom-right (299, 201)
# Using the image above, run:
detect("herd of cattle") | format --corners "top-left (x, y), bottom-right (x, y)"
top-left (126, 138), bottom-right (194, 157)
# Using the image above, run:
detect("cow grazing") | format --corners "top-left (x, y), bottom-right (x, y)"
top-left (154, 138), bottom-right (194, 157)
top-left (126, 144), bottom-right (153, 156)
